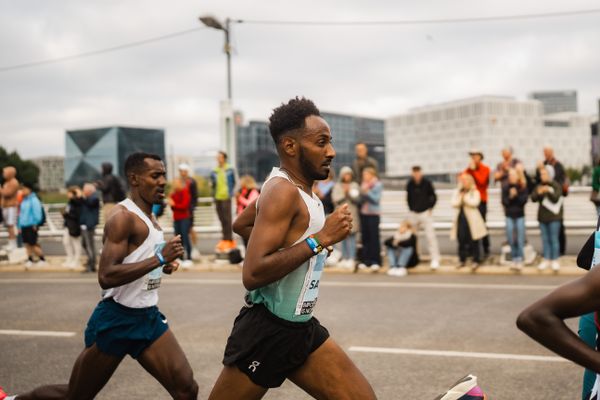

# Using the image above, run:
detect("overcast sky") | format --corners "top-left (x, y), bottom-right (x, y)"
top-left (1, 0), bottom-right (599, 159)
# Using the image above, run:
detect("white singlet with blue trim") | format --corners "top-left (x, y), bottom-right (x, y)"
top-left (102, 198), bottom-right (166, 308)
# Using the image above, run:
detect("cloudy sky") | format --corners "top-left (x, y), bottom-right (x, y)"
top-left (1, 0), bottom-right (599, 160)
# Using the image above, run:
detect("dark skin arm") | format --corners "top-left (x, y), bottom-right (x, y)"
top-left (98, 208), bottom-right (184, 290)
top-left (232, 198), bottom-right (257, 243)
top-left (517, 267), bottom-right (600, 373)
top-left (242, 179), bottom-right (352, 291)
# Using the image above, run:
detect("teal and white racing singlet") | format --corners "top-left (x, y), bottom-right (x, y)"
top-left (247, 167), bottom-right (327, 322)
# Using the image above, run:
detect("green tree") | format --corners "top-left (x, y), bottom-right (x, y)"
top-left (0, 146), bottom-right (39, 189)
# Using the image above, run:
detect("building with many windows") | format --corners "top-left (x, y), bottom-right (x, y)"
top-left (31, 156), bottom-right (64, 192)
top-left (386, 96), bottom-right (591, 181)
top-left (235, 111), bottom-right (385, 182)
top-left (65, 126), bottom-right (165, 187)
top-left (529, 90), bottom-right (578, 114)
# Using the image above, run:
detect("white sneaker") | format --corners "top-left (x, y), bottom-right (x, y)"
top-left (341, 259), bottom-right (354, 269)
top-left (371, 264), bottom-right (381, 272)
top-left (551, 260), bottom-right (560, 271)
top-left (36, 260), bottom-right (47, 267)
top-left (395, 267), bottom-right (408, 277)
top-left (181, 260), bottom-right (194, 269)
top-left (358, 263), bottom-right (368, 270)
top-left (510, 261), bottom-right (523, 271)
top-left (537, 259), bottom-right (549, 271)
top-left (430, 260), bottom-right (440, 270)
top-left (386, 267), bottom-right (397, 276)
top-left (24, 260), bottom-right (34, 268)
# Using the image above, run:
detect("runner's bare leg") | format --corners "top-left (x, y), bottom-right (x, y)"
top-left (208, 366), bottom-right (268, 400)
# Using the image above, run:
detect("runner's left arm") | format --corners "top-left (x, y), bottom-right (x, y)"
top-left (517, 267), bottom-right (600, 373)
top-left (232, 199), bottom-right (257, 243)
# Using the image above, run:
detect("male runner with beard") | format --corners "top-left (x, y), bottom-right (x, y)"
top-left (207, 97), bottom-right (376, 400)
top-left (6, 152), bottom-right (198, 400)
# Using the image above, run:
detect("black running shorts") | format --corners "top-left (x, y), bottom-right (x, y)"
top-left (222, 303), bottom-right (330, 388)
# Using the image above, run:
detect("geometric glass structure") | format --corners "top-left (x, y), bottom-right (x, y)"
top-left (65, 126), bottom-right (165, 187)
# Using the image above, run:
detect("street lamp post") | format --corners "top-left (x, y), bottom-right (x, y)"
top-left (199, 15), bottom-right (237, 169)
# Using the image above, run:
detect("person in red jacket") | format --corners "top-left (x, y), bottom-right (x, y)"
top-left (169, 178), bottom-right (193, 268)
top-left (464, 149), bottom-right (491, 258)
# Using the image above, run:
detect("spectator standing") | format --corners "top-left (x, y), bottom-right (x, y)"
top-left (313, 170), bottom-right (335, 215)
top-left (358, 167), bottom-right (383, 271)
top-left (541, 146), bottom-right (568, 255)
top-left (210, 151), bottom-right (236, 252)
top-left (1, 166), bottom-right (20, 251)
top-left (531, 165), bottom-right (563, 272)
top-left (406, 165), bottom-right (440, 270)
top-left (62, 186), bottom-right (83, 269)
top-left (464, 149), bottom-right (491, 258)
top-left (501, 168), bottom-right (528, 271)
top-left (591, 159), bottom-right (600, 215)
top-left (169, 178), bottom-right (193, 268)
top-left (451, 173), bottom-right (487, 270)
top-left (80, 183), bottom-right (100, 273)
top-left (96, 162), bottom-right (126, 220)
top-left (494, 147), bottom-right (522, 185)
top-left (331, 166), bottom-right (361, 269)
top-left (178, 163), bottom-right (198, 254)
top-left (384, 220), bottom-right (419, 277)
top-left (18, 182), bottom-right (46, 268)
top-left (236, 175), bottom-right (260, 248)
top-left (353, 142), bottom-right (379, 184)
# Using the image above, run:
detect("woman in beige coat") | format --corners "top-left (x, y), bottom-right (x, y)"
top-left (331, 166), bottom-right (361, 269)
top-left (451, 173), bottom-right (488, 269)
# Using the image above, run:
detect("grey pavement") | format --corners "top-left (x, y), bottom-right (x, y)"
top-left (0, 270), bottom-right (587, 399)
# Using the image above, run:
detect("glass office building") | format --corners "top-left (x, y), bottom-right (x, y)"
top-left (236, 112), bottom-right (385, 182)
top-left (65, 126), bottom-right (165, 187)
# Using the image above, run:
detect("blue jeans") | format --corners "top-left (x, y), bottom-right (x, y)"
top-left (505, 217), bottom-right (525, 262)
top-left (387, 247), bottom-right (414, 268)
top-left (340, 234), bottom-right (356, 260)
top-left (539, 220), bottom-right (561, 260)
top-left (173, 218), bottom-right (192, 260)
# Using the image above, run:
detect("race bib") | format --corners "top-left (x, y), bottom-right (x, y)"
top-left (143, 242), bottom-right (166, 291)
top-left (592, 231), bottom-right (600, 269)
top-left (295, 251), bottom-right (327, 316)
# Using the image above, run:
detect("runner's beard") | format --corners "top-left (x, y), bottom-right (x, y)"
top-left (299, 147), bottom-right (329, 181)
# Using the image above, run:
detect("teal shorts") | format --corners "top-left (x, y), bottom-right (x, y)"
top-left (84, 298), bottom-right (169, 359)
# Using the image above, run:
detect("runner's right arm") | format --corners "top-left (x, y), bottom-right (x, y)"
top-left (517, 268), bottom-right (600, 373)
top-left (98, 209), bottom-right (184, 289)
top-left (242, 181), bottom-right (351, 291)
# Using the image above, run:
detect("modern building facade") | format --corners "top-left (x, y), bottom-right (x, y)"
top-left (31, 156), bottom-right (64, 191)
top-left (529, 90), bottom-right (578, 114)
top-left (65, 126), bottom-right (165, 187)
top-left (235, 111), bottom-right (386, 182)
top-left (386, 96), bottom-right (591, 181)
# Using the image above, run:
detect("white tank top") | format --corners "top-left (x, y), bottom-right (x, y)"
top-left (102, 198), bottom-right (166, 308)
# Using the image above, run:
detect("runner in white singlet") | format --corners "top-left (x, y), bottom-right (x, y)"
top-left (11, 153), bottom-right (199, 400)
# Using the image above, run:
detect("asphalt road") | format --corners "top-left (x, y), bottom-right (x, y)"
top-left (0, 271), bottom-right (586, 399)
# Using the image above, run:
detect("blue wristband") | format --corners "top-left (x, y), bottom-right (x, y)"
top-left (156, 251), bottom-right (166, 266)
top-left (305, 236), bottom-right (324, 254)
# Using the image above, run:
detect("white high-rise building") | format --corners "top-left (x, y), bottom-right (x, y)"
top-left (386, 96), bottom-right (591, 179)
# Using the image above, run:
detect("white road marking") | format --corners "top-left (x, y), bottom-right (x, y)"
top-left (0, 329), bottom-right (76, 337)
top-left (0, 278), bottom-right (558, 291)
top-left (348, 346), bottom-right (567, 363)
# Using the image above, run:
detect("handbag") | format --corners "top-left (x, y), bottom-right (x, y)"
top-left (576, 216), bottom-right (600, 270)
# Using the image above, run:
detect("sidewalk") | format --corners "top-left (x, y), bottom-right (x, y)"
top-left (0, 254), bottom-right (586, 276)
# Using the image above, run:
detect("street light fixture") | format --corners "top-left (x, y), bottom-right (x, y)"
top-left (199, 15), bottom-right (232, 100)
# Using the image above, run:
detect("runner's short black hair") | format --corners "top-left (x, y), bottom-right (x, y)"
top-left (124, 152), bottom-right (162, 177)
top-left (268, 97), bottom-right (321, 144)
